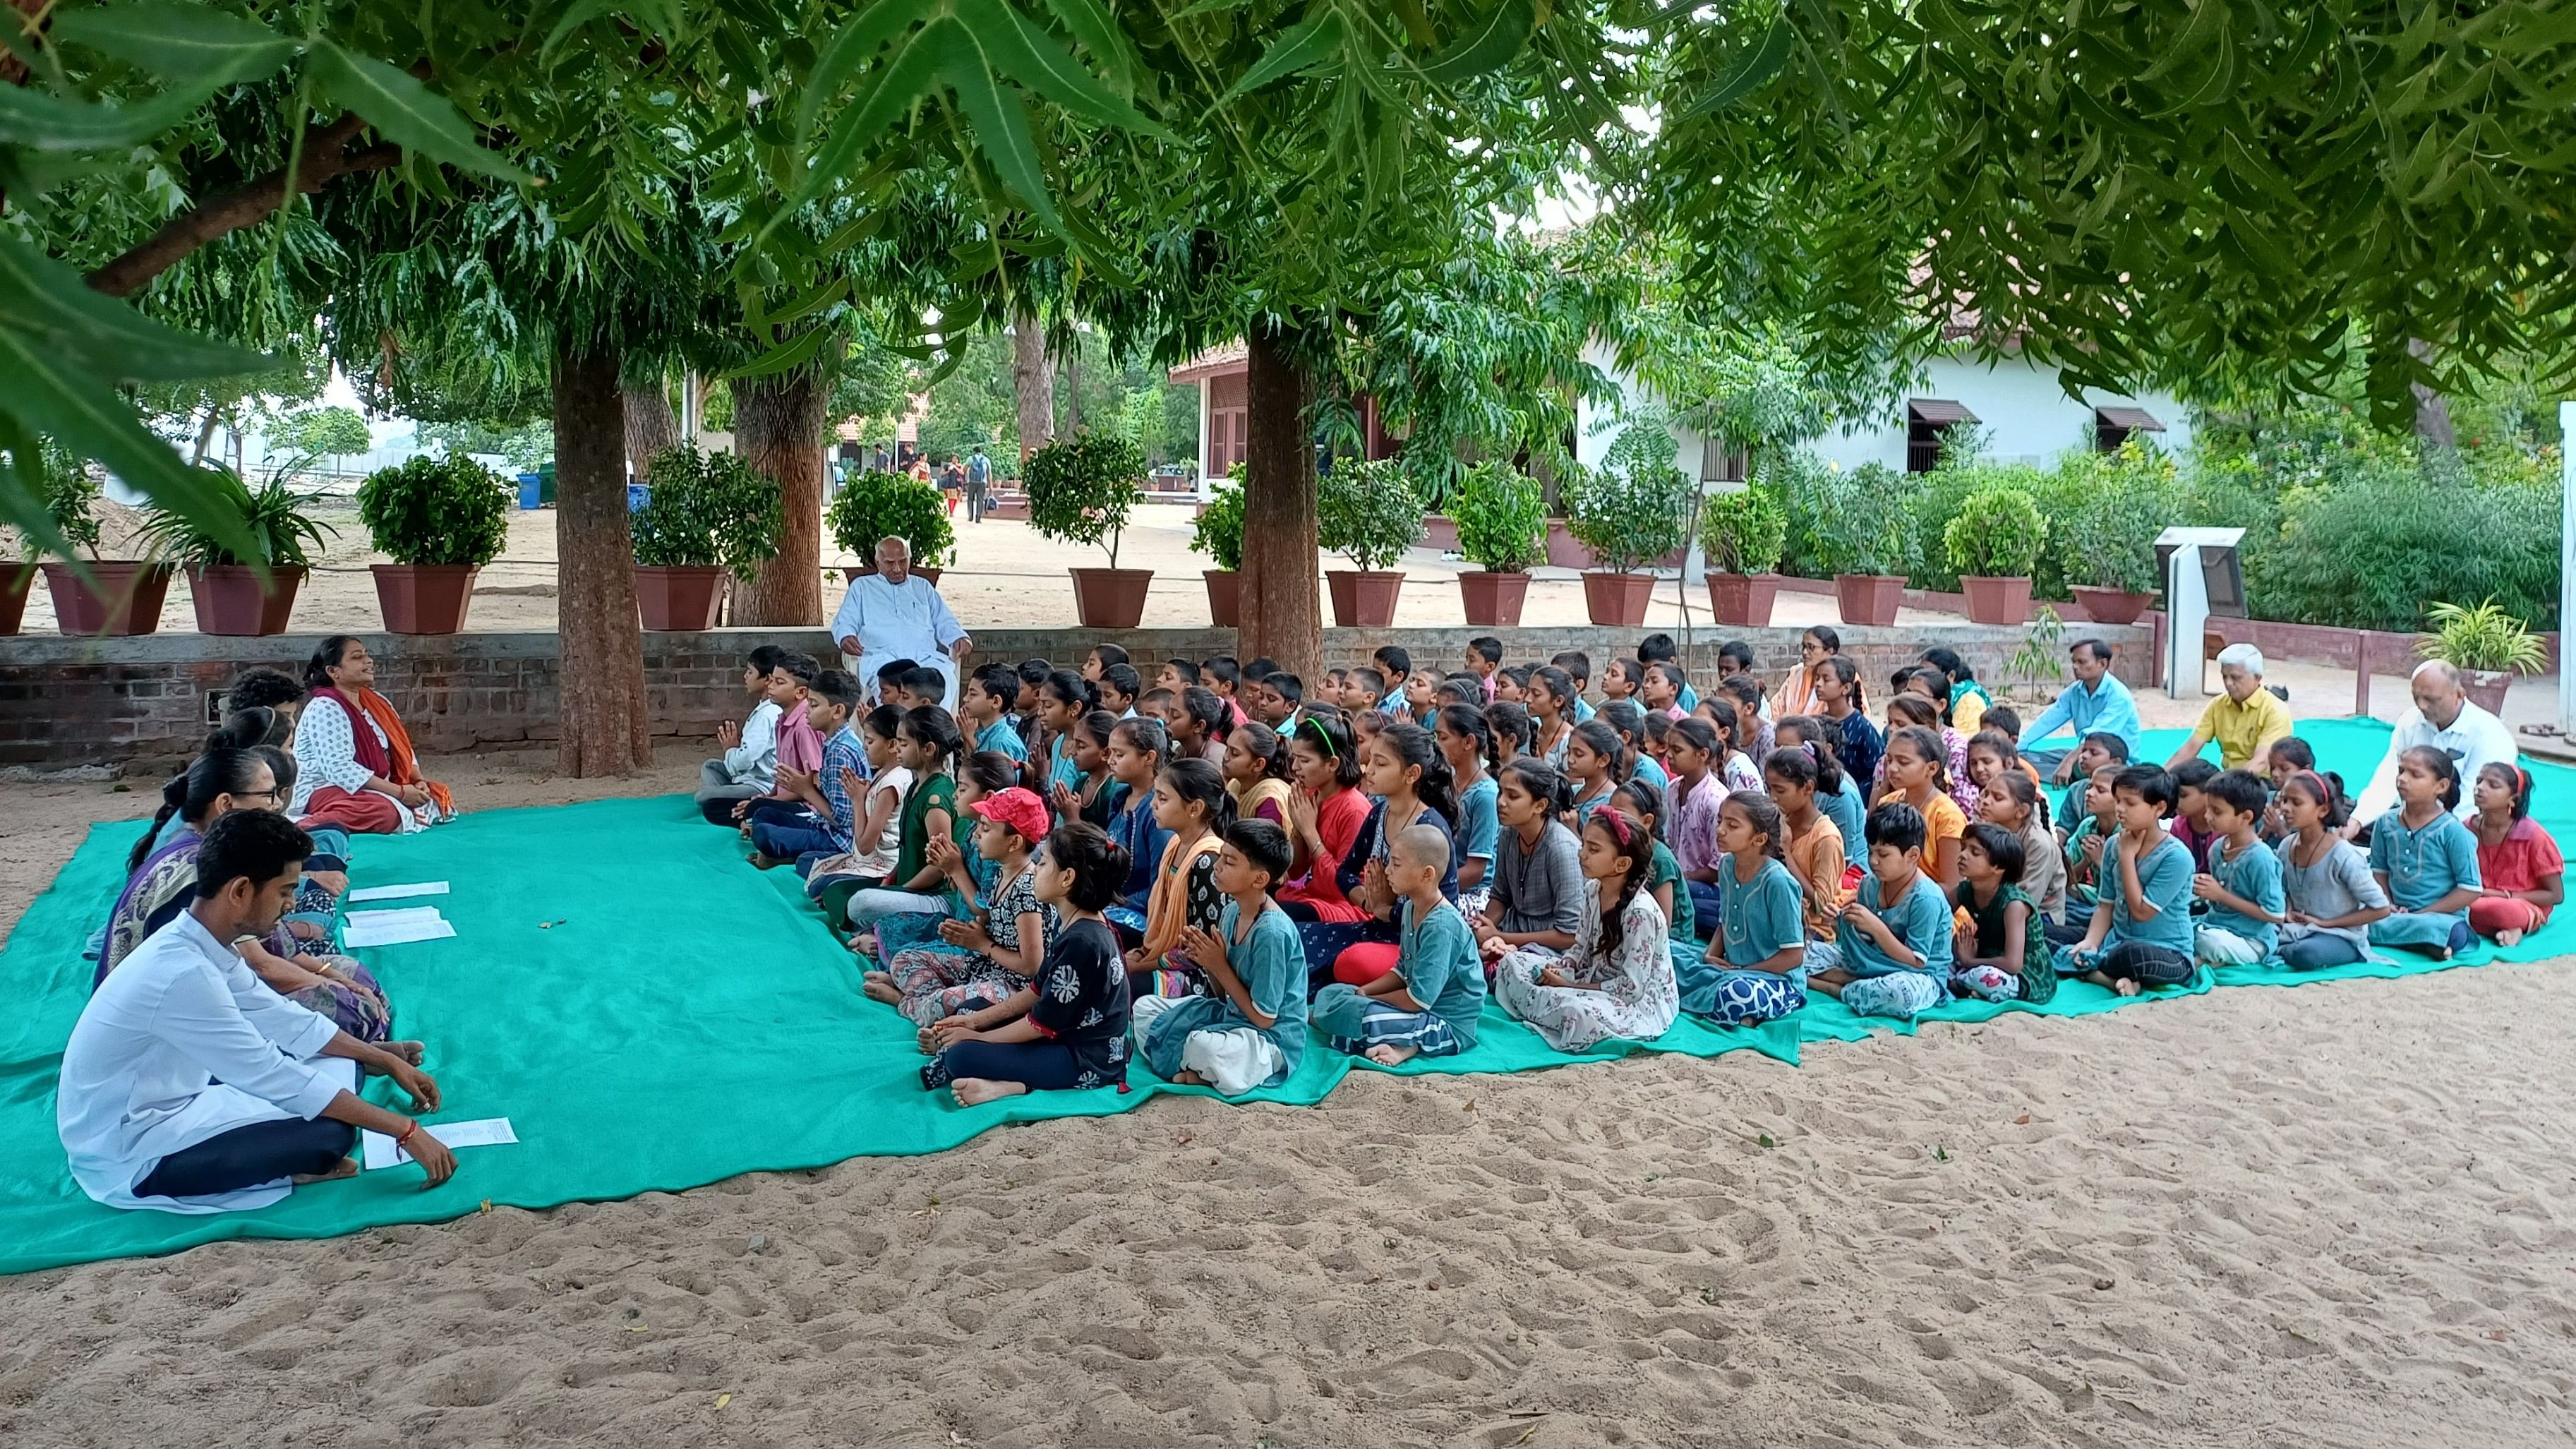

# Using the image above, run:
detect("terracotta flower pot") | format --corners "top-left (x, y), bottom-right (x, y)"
top-left (634, 565), bottom-right (727, 630)
top-left (2461, 669), bottom-right (2514, 717)
top-left (2071, 585), bottom-right (2157, 625)
top-left (1459, 570), bottom-right (1529, 627)
top-left (1959, 574), bottom-right (2033, 625)
top-left (1581, 570), bottom-right (1656, 627)
top-left (187, 564), bottom-right (305, 637)
top-left (42, 561), bottom-right (173, 637)
top-left (1325, 569), bottom-right (1404, 628)
top-left (1203, 569), bottom-right (1241, 627)
top-left (1832, 572), bottom-right (1905, 627)
top-left (0, 561), bottom-right (34, 636)
top-left (1706, 572), bottom-right (1781, 627)
top-left (371, 563), bottom-right (480, 635)
top-left (1068, 567), bottom-right (1152, 629)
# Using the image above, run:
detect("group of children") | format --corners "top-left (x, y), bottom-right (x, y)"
top-left (697, 630), bottom-right (2564, 1108)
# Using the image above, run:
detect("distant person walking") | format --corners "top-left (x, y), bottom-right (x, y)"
top-left (966, 445), bottom-right (992, 522)
top-left (940, 456), bottom-right (964, 517)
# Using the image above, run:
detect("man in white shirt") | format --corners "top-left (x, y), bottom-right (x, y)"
top-left (58, 810), bottom-right (455, 1211)
top-left (2347, 659), bottom-right (2520, 836)
top-left (830, 536), bottom-right (973, 710)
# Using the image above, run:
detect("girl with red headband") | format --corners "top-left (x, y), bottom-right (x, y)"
top-left (2469, 762), bottom-right (2564, 949)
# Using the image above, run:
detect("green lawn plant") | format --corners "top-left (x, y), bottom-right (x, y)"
top-left (827, 471), bottom-right (955, 570)
top-left (1800, 462), bottom-right (1920, 579)
top-left (1701, 482), bottom-right (1787, 575)
top-left (1567, 426), bottom-right (1695, 574)
top-left (2059, 443), bottom-right (2179, 594)
top-left (1447, 459), bottom-right (1548, 573)
top-left (356, 455), bottom-right (512, 567)
top-left (2421, 599), bottom-right (2548, 677)
top-left (1025, 431), bottom-right (1148, 570)
top-left (634, 445), bottom-right (785, 578)
top-left (138, 464), bottom-right (335, 569)
top-left (1944, 484), bottom-right (2047, 579)
top-left (1191, 466), bottom-right (1248, 573)
top-left (1320, 457), bottom-right (1426, 572)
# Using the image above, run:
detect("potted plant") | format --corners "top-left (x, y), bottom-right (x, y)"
top-left (1192, 467), bottom-right (1247, 626)
top-left (0, 441), bottom-right (74, 635)
top-left (1701, 481), bottom-right (1788, 627)
top-left (826, 469), bottom-right (955, 582)
top-left (32, 459), bottom-right (174, 637)
top-left (1943, 483), bottom-right (2047, 625)
top-left (1565, 432), bottom-right (1695, 627)
top-left (632, 445), bottom-right (786, 629)
top-left (1025, 430), bottom-right (1151, 627)
top-left (1318, 457), bottom-right (1424, 627)
top-left (356, 454), bottom-right (513, 634)
top-left (2058, 447), bottom-right (2169, 624)
top-left (1448, 459), bottom-right (1546, 626)
top-left (138, 464), bottom-right (335, 636)
top-left (2421, 599), bottom-right (2548, 715)
top-left (1804, 462), bottom-right (1919, 627)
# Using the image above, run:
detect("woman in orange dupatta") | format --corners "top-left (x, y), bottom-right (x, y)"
top-left (289, 635), bottom-right (457, 835)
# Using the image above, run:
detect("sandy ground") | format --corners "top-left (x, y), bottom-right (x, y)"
top-left (6, 752), bottom-right (2576, 1446)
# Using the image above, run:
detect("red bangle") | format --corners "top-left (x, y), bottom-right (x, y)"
top-left (395, 1120), bottom-right (419, 1146)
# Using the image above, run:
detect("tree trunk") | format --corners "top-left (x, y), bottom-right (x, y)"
top-left (733, 365), bottom-right (829, 625)
top-left (553, 338), bottom-right (654, 778)
top-left (624, 376), bottom-right (680, 479)
top-left (1011, 315), bottom-right (1054, 459)
top-left (2408, 336), bottom-right (2457, 451)
top-left (1238, 331), bottom-right (1323, 684)
top-left (191, 408), bottom-right (220, 467)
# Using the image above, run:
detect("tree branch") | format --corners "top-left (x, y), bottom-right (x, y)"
top-left (85, 112), bottom-right (397, 298)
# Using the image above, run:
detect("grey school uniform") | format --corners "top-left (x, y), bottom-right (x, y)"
top-left (2274, 834), bottom-right (2388, 958)
top-left (1491, 819), bottom-right (1584, 946)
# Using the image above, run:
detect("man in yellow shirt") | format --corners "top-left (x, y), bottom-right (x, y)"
top-left (2165, 643), bottom-right (2295, 770)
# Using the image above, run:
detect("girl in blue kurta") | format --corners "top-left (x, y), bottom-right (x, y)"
top-left (1311, 824), bottom-right (1484, 1064)
top-left (2367, 746), bottom-right (2482, 958)
top-left (2059, 765), bottom-right (2200, 994)
top-left (1675, 791), bottom-right (1807, 1026)
top-left (1132, 820), bottom-right (1311, 1096)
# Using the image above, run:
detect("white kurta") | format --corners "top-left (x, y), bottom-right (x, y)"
top-left (829, 572), bottom-right (969, 708)
top-left (2350, 699), bottom-right (2519, 824)
top-left (58, 913), bottom-right (351, 1212)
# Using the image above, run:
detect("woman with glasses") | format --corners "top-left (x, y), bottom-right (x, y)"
top-left (98, 739), bottom-right (395, 1041)
top-left (1771, 627), bottom-right (1841, 719)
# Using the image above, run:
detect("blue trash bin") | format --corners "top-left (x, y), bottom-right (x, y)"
top-left (626, 482), bottom-right (649, 512)
top-left (518, 472), bottom-right (543, 510)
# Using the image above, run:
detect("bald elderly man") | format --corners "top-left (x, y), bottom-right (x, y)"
top-left (2346, 659), bottom-right (2518, 837)
top-left (2164, 642), bottom-right (2295, 771)
top-left (830, 536), bottom-right (973, 709)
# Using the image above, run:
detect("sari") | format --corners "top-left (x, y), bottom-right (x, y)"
top-left (297, 686), bottom-right (455, 834)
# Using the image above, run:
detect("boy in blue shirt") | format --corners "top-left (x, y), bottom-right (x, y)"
top-left (961, 663), bottom-right (1028, 763)
top-left (1133, 820), bottom-right (1309, 1095)
top-left (1809, 802), bottom-right (1954, 1018)
top-left (2062, 765), bottom-right (2200, 993)
top-left (2193, 769), bottom-right (2285, 966)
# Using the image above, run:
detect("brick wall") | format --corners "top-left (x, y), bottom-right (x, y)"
top-left (0, 621), bottom-right (2150, 771)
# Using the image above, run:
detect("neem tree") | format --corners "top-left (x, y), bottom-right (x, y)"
top-left (1637, 0), bottom-right (2576, 424)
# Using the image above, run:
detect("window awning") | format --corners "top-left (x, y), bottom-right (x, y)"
top-left (2095, 405), bottom-right (2166, 432)
top-left (1908, 398), bottom-right (1978, 425)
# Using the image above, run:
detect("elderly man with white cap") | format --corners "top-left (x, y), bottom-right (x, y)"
top-left (831, 535), bottom-right (972, 709)
top-left (2345, 659), bottom-right (2520, 838)
top-left (2164, 642), bottom-right (2296, 771)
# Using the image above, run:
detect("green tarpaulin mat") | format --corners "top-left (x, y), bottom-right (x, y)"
top-left (1, 716), bottom-right (2564, 1275)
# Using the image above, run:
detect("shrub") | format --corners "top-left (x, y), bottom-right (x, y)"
top-left (18, 445), bottom-right (102, 560)
top-left (356, 454), bottom-right (512, 567)
top-left (1447, 459), bottom-right (1547, 572)
top-left (1320, 457), bottom-right (1426, 571)
top-left (828, 469), bottom-right (954, 569)
top-left (2421, 599), bottom-right (2548, 675)
top-left (1943, 484), bottom-right (2047, 578)
top-left (1566, 426), bottom-right (1694, 573)
top-left (1191, 467), bottom-right (1247, 572)
top-left (2255, 476), bottom-right (2559, 631)
top-left (138, 464), bottom-right (336, 569)
top-left (1025, 430), bottom-right (1147, 568)
top-left (1906, 456), bottom-right (2046, 590)
top-left (634, 445), bottom-right (784, 577)
top-left (1700, 483), bottom-right (1787, 575)
top-left (1798, 460), bottom-right (1920, 577)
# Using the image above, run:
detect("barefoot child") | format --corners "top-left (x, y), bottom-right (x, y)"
top-left (745, 669), bottom-right (865, 870)
top-left (2366, 746), bottom-right (2481, 959)
top-left (2273, 770), bottom-right (2389, 970)
top-left (697, 645), bottom-right (786, 824)
top-left (1675, 790), bottom-right (1807, 1026)
top-left (1949, 822), bottom-right (2054, 1003)
top-left (1491, 808), bottom-right (1678, 1050)
top-left (1806, 802), bottom-right (1953, 1019)
top-left (2059, 765), bottom-right (2198, 994)
top-left (872, 787), bottom-right (1054, 1026)
top-left (1312, 826), bottom-right (1485, 1064)
top-left (2190, 769), bottom-right (2285, 967)
top-left (2469, 762), bottom-right (2563, 947)
top-left (1133, 821), bottom-right (1309, 1095)
top-left (920, 822), bottom-right (1132, 1102)
top-left (1978, 768), bottom-right (2063, 925)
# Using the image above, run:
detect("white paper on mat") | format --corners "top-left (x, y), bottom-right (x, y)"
top-left (362, 1117), bottom-right (519, 1170)
top-left (346, 881), bottom-right (451, 903)
top-left (341, 916), bottom-right (456, 947)
top-left (345, 906), bottom-right (443, 926)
